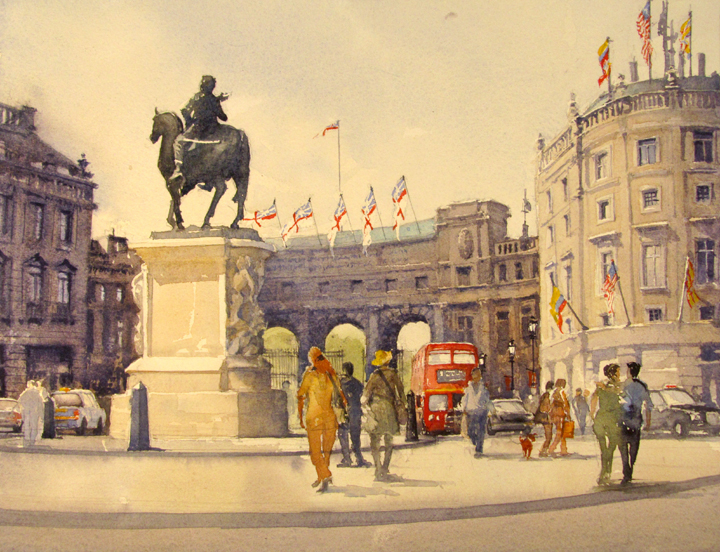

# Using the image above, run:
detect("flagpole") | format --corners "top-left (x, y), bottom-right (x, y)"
top-left (337, 120), bottom-right (342, 194)
top-left (688, 10), bottom-right (693, 77)
top-left (648, 3), bottom-right (653, 81)
top-left (308, 197), bottom-right (323, 248)
top-left (341, 193), bottom-right (358, 244)
top-left (274, 199), bottom-right (288, 248)
top-left (372, 186), bottom-right (389, 240)
top-left (403, 176), bottom-right (422, 237)
top-left (565, 300), bottom-right (589, 331)
top-left (613, 261), bottom-right (632, 327)
top-left (606, 36), bottom-right (613, 98)
top-left (677, 256), bottom-right (689, 322)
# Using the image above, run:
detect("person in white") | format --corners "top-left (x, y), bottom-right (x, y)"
top-left (18, 380), bottom-right (44, 447)
top-left (461, 368), bottom-right (495, 458)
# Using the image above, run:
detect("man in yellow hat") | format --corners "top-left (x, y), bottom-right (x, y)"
top-left (362, 350), bottom-right (406, 482)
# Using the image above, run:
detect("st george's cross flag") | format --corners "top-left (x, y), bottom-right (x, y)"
top-left (361, 188), bottom-right (377, 255)
top-left (243, 201), bottom-right (277, 227)
top-left (327, 195), bottom-right (348, 256)
top-left (281, 200), bottom-right (313, 243)
top-left (391, 176), bottom-right (408, 240)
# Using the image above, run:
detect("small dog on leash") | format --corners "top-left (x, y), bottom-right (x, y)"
top-left (520, 431), bottom-right (536, 460)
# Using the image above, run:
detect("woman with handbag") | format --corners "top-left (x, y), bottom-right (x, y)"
top-left (297, 346), bottom-right (347, 493)
top-left (547, 378), bottom-right (571, 457)
top-left (362, 350), bottom-right (406, 482)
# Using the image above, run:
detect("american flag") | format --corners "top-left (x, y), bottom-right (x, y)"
top-left (391, 176), bottom-right (408, 238)
top-left (637, 1), bottom-right (653, 67)
top-left (602, 260), bottom-right (619, 314)
top-left (243, 201), bottom-right (277, 227)
top-left (281, 200), bottom-right (313, 241)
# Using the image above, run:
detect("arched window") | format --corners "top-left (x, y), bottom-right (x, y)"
top-left (24, 254), bottom-right (46, 321)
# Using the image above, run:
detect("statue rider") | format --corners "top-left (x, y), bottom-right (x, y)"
top-left (170, 75), bottom-right (229, 188)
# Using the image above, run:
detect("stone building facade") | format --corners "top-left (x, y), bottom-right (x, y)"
top-left (0, 101), bottom-right (95, 397)
top-left (536, 70), bottom-right (720, 400)
top-left (87, 235), bottom-right (142, 395)
top-left (258, 200), bottom-right (540, 397)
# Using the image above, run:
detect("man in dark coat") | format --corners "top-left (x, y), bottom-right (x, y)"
top-left (337, 362), bottom-right (371, 468)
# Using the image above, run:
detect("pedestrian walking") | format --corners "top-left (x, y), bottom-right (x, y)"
top-left (461, 367), bottom-right (495, 458)
top-left (591, 364), bottom-right (623, 485)
top-left (536, 380), bottom-right (554, 457)
top-left (297, 347), bottom-right (347, 493)
top-left (572, 388), bottom-right (590, 435)
top-left (548, 378), bottom-right (571, 456)
top-left (619, 362), bottom-right (653, 485)
top-left (18, 380), bottom-right (44, 447)
top-left (362, 350), bottom-right (405, 482)
top-left (38, 379), bottom-right (56, 439)
top-left (337, 362), bottom-right (371, 468)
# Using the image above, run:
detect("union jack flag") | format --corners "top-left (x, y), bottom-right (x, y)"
top-left (637, 1), bottom-right (653, 67)
top-left (281, 200), bottom-right (313, 242)
top-left (243, 201), bottom-right (277, 227)
top-left (602, 260), bottom-right (619, 314)
top-left (392, 176), bottom-right (408, 238)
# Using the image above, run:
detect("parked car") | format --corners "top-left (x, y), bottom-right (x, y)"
top-left (0, 398), bottom-right (22, 433)
top-left (486, 399), bottom-right (534, 435)
top-left (52, 389), bottom-right (106, 435)
top-left (649, 386), bottom-right (720, 438)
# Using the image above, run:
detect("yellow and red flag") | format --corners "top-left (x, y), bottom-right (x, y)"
top-left (598, 39), bottom-right (611, 86)
top-left (684, 257), bottom-right (701, 308)
top-left (680, 15), bottom-right (692, 55)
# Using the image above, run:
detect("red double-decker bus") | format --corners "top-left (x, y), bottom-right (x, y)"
top-left (410, 342), bottom-right (479, 435)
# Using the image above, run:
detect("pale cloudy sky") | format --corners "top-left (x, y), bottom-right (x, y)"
top-left (0, 0), bottom-right (718, 242)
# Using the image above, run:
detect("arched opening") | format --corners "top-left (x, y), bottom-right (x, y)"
top-left (262, 327), bottom-right (299, 389)
top-left (396, 321), bottom-right (431, 389)
top-left (325, 324), bottom-right (366, 381)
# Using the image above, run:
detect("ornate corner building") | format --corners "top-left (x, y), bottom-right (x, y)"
top-left (0, 102), bottom-right (96, 397)
top-left (258, 200), bottom-right (540, 397)
top-left (536, 67), bottom-right (720, 399)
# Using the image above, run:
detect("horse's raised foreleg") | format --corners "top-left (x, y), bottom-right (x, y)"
top-left (202, 179), bottom-right (227, 229)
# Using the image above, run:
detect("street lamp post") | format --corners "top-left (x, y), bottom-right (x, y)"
top-left (528, 316), bottom-right (538, 392)
top-left (508, 339), bottom-right (516, 394)
top-left (478, 352), bottom-right (486, 375)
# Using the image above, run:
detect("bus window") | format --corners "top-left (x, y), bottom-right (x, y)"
top-left (436, 369), bottom-right (466, 383)
top-left (453, 352), bottom-right (476, 365)
top-left (428, 351), bottom-right (452, 365)
top-left (428, 395), bottom-right (449, 412)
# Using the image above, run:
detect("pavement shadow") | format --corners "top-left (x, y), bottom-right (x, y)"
top-left (330, 476), bottom-right (445, 498)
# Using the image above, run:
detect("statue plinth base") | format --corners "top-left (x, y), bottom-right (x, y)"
top-left (110, 228), bottom-right (287, 439)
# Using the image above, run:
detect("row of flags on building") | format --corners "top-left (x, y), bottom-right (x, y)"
top-left (597, 4), bottom-right (692, 86)
top-left (549, 256), bottom-right (704, 333)
top-left (240, 176), bottom-right (413, 256)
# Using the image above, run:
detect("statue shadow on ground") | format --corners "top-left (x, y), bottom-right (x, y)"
top-left (484, 452), bottom-right (596, 461)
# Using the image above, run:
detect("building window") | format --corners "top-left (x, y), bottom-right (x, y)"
top-left (0, 195), bottom-right (12, 237)
top-left (280, 282), bottom-right (294, 299)
top-left (597, 198), bottom-right (612, 222)
top-left (117, 320), bottom-right (124, 349)
top-left (700, 306), bottom-right (715, 321)
top-left (600, 313), bottom-right (613, 327)
top-left (58, 210), bottom-right (73, 246)
top-left (0, 253), bottom-right (8, 317)
top-left (642, 188), bottom-right (660, 210)
top-left (351, 280), bottom-right (363, 294)
top-left (25, 261), bottom-right (44, 321)
top-left (600, 251), bottom-right (614, 291)
top-left (647, 307), bottom-right (664, 322)
top-left (696, 239), bottom-right (716, 284)
top-left (116, 286), bottom-right (124, 302)
top-left (532, 259), bottom-right (538, 278)
top-left (57, 272), bottom-right (71, 304)
top-left (318, 282), bottom-right (329, 295)
top-left (642, 244), bottom-right (665, 289)
top-left (565, 318), bottom-right (572, 333)
top-left (547, 225), bottom-right (554, 245)
top-left (99, 284), bottom-right (106, 302)
top-left (515, 262), bottom-right (524, 280)
top-left (565, 264), bottom-right (572, 300)
top-left (693, 131), bottom-right (713, 163)
top-left (696, 184), bottom-right (712, 203)
top-left (564, 214), bottom-right (570, 236)
top-left (456, 267), bottom-right (471, 287)
top-left (30, 204), bottom-right (44, 241)
top-left (562, 178), bottom-right (568, 201)
top-left (415, 276), bottom-right (429, 290)
top-left (546, 190), bottom-right (553, 213)
top-left (595, 152), bottom-right (609, 180)
top-left (457, 315), bottom-right (473, 343)
top-left (638, 138), bottom-right (657, 165)
top-left (385, 278), bottom-right (398, 292)
top-left (498, 264), bottom-right (507, 283)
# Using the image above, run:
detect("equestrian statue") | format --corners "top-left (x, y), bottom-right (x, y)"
top-left (150, 75), bottom-right (250, 230)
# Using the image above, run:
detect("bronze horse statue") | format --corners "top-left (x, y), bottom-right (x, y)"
top-left (150, 110), bottom-right (250, 230)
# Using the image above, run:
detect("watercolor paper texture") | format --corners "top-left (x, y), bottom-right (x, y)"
top-left (0, 1), bottom-right (719, 550)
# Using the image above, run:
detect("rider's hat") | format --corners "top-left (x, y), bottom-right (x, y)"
top-left (371, 350), bottom-right (392, 366)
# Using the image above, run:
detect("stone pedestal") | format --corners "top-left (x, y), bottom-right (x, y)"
top-left (110, 227), bottom-right (287, 439)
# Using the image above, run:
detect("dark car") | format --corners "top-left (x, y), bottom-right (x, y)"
top-left (0, 398), bottom-right (22, 433)
top-left (649, 386), bottom-right (720, 438)
top-left (486, 399), bottom-right (534, 435)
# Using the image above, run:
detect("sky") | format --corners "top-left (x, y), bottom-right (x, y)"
top-left (0, 0), bottom-right (718, 243)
